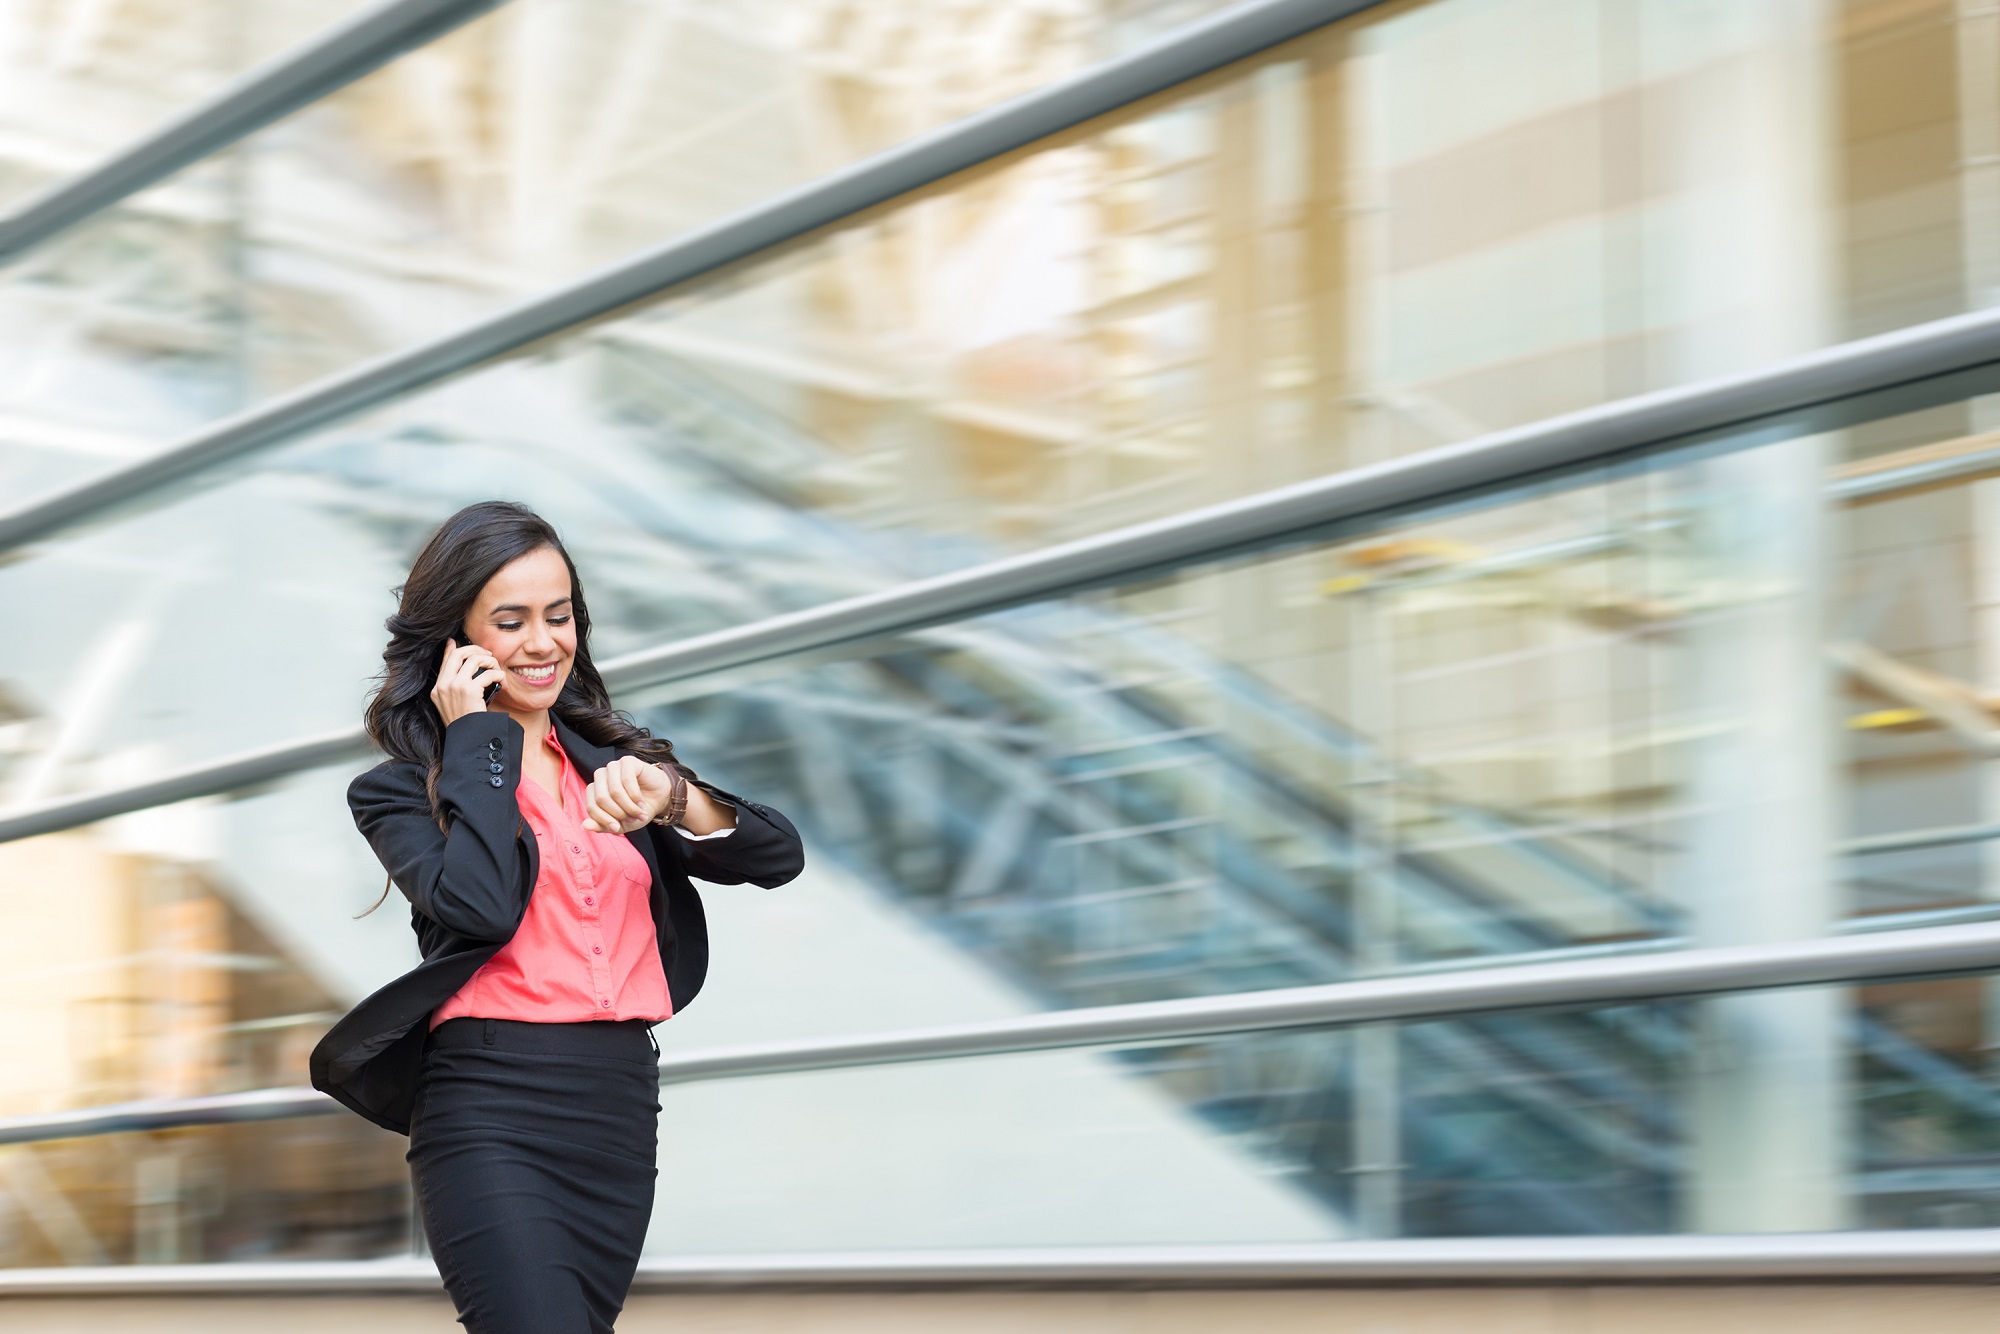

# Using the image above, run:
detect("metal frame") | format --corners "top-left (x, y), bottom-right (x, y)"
top-left (5, 0), bottom-right (1999, 1287)
top-left (0, 0), bottom-right (1390, 556)
top-left (0, 0), bottom-right (507, 263)
top-left (6, 919), bottom-right (1998, 1147)
top-left (0, 1230), bottom-right (1996, 1292)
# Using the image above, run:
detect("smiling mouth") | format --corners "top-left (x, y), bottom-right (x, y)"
top-left (511, 663), bottom-right (559, 686)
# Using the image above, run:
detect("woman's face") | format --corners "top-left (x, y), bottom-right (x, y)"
top-left (463, 545), bottom-right (578, 714)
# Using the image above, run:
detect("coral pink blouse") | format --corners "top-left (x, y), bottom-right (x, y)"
top-left (431, 729), bottom-right (676, 1028)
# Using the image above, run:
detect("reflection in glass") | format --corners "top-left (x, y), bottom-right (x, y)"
top-left (4, 0), bottom-right (2000, 1271)
top-left (0, 0), bottom-right (1253, 460)
top-left (650, 982), bottom-right (2000, 1252)
top-left (0, 815), bottom-right (406, 1266)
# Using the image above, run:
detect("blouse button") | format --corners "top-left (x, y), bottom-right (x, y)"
top-left (593, 945), bottom-right (602, 954)
top-left (570, 845), bottom-right (580, 854)
top-left (584, 896), bottom-right (594, 906)
top-left (600, 998), bottom-right (611, 1008)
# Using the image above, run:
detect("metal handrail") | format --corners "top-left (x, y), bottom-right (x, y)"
top-left (0, 1088), bottom-right (337, 1146)
top-left (648, 918), bottom-right (2000, 1081)
top-left (1842, 820), bottom-right (2000, 856)
top-left (0, 0), bottom-right (505, 263)
top-left (0, 728), bottom-right (375, 844)
top-left (0, 0), bottom-right (1387, 556)
top-left (0, 1230), bottom-right (1995, 1291)
top-left (5, 919), bottom-right (1998, 1148)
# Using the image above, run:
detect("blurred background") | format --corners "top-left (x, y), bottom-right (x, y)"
top-left (3, 0), bottom-right (2000, 1326)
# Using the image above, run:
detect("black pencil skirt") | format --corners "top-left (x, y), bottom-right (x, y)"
top-left (409, 1017), bottom-right (662, 1334)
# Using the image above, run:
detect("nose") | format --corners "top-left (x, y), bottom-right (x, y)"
top-left (523, 620), bottom-right (558, 657)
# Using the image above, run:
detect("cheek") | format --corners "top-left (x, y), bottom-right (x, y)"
top-left (469, 628), bottom-right (516, 658)
top-left (557, 627), bottom-right (579, 660)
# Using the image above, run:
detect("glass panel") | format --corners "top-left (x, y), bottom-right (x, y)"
top-left (12, 387), bottom-right (2000, 968)
top-left (7, 0), bottom-right (2000, 1269)
top-left (0, 1120), bottom-right (408, 1266)
top-left (10, 0), bottom-right (1918, 526)
top-left (19, 0), bottom-right (1995, 787)
top-left (0, 2), bottom-right (380, 212)
top-left (1832, 402), bottom-right (2000, 926)
top-left (654, 981), bottom-right (2000, 1252)
top-left (3, 974), bottom-right (1994, 1266)
top-left (0, 0), bottom-right (1256, 460)
top-left (0, 770), bottom-right (411, 1267)
top-left (3, 748), bottom-right (1997, 1264)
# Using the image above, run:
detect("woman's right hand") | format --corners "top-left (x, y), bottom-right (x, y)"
top-left (431, 637), bottom-right (504, 727)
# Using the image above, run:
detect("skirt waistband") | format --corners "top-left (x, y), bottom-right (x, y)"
top-left (426, 1016), bottom-right (658, 1060)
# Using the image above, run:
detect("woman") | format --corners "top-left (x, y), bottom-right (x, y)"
top-left (310, 501), bottom-right (804, 1333)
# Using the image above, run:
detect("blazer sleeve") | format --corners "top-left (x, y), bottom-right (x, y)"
top-left (657, 777), bottom-right (805, 889)
top-left (347, 714), bottom-right (534, 942)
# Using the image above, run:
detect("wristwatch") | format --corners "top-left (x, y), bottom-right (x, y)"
top-left (650, 762), bottom-right (690, 828)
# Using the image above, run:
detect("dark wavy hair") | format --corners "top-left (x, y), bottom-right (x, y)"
top-left (357, 501), bottom-right (689, 911)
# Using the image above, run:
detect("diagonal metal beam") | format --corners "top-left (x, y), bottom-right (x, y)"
top-left (0, 1088), bottom-right (338, 1148)
top-left (4, 918), bottom-right (1999, 1146)
top-left (0, 0), bottom-right (1389, 556)
top-left (644, 917), bottom-right (2000, 1082)
top-left (0, 0), bottom-right (507, 264)
top-left (0, 728), bottom-right (372, 844)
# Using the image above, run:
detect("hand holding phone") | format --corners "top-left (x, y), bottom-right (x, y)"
top-left (431, 637), bottom-right (505, 726)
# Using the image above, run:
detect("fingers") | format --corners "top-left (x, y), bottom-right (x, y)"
top-left (603, 759), bottom-right (653, 829)
top-left (446, 646), bottom-right (501, 689)
top-left (580, 771), bottom-right (623, 833)
top-left (580, 759), bottom-right (655, 833)
top-left (432, 638), bottom-right (502, 725)
top-left (455, 646), bottom-right (500, 679)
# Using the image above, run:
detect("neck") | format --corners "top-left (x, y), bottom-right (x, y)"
top-left (502, 707), bottom-right (552, 749)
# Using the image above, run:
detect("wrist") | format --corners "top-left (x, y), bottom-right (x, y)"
top-left (650, 763), bottom-right (689, 827)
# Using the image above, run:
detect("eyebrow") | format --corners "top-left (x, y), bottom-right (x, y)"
top-left (488, 597), bottom-right (573, 615)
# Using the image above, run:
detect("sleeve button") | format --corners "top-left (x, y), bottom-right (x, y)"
top-left (489, 763), bottom-right (504, 774)
top-left (489, 775), bottom-right (504, 787)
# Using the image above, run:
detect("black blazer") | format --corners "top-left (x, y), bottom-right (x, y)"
top-left (308, 711), bottom-right (805, 1134)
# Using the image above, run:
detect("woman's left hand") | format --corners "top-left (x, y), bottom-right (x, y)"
top-left (580, 756), bottom-right (675, 834)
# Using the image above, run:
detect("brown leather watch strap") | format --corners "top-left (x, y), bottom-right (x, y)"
top-left (650, 762), bottom-right (689, 828)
